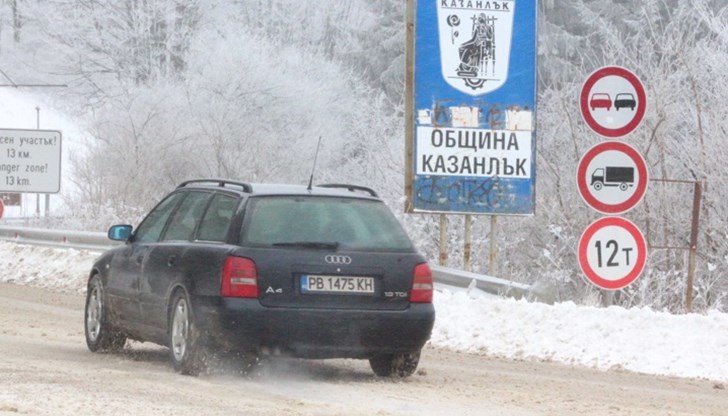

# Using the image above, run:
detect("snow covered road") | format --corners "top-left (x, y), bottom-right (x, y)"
top-left (2, 241), bottom-right (728, 383)
top-left (1, 257), bottom-right (727, 415)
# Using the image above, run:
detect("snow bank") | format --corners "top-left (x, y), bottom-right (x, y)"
top-left (432, 289), bottom-right (728, 382)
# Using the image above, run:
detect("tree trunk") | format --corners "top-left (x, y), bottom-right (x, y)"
top-left (12, 0), bottom-right (21, 43)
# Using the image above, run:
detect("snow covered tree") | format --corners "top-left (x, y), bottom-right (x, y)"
top-left (4, 0), bottom-right (727, 311)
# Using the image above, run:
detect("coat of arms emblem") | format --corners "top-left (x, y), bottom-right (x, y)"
top-left (437, 1), bottom-right (515, 96)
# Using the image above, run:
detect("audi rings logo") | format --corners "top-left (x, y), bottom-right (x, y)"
top-left (325, 255), bottom-right (352, 265)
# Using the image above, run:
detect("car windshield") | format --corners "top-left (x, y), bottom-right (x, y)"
top-left (240, 196), bottom-right (414, 252)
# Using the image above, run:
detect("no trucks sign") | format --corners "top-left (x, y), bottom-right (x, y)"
top-left (576, 141), bottom-right (649, 215)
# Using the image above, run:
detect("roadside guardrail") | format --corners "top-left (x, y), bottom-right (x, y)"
top-left (0, 225), bottom-right (121, 252)
top-left (431, 265), bottom-right (552, 302)
top-left (0, 225), bottom-right (553, 302)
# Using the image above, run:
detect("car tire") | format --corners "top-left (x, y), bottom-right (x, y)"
top-left (85, 275), bottom-right (126, 352)
top-left (169, 290), bottom-right (208, 375)
top-left (369, 351), bottom-right (421, 377)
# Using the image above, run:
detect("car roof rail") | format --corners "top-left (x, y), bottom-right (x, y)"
top-left (177, 178), bottom-right (253, 193)
top-left (317, 183), bottom-right (379, 198)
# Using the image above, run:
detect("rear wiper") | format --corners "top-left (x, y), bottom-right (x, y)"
top-left (272, 241), bottom-right (339, 250)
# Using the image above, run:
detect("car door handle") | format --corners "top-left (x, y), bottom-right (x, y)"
top-left (167, 255), bottom-right (177, 267)
top-left (136, 254), bottom-right (144, 264)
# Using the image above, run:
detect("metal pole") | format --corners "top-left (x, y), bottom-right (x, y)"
top-left (602, 290), bottom-right (614, 307)
top-left (489, 215), bottom-right (497, 275)
top-left (686, 250), bottom-right (696, 313)
top-left (464, 214), bottom-right (472, 271)
top-left (36, 106), bottom-right (50, 217)
top-left (35, 107), bottom-right (40, 217)
top-left (439, 214), bottom-right (448, 266)
top-left (403, 0), bottom-right (415, 213)
top-left (686, 181), bottom-right (703, 313)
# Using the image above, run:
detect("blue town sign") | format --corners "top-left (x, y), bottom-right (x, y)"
top-left (411, 0), bottom-right (537, 215)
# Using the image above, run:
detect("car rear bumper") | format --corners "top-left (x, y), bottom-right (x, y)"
top-left (195, 298), bottom-right (435, 359)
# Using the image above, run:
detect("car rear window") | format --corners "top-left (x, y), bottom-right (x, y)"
top-left (240, 196), bottom-right (414, 252)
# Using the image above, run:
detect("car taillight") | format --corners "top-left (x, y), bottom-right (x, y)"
top-left (410, 263), bottom-right (433, 303)
top-left (221, 256), bottom-right (258, 298)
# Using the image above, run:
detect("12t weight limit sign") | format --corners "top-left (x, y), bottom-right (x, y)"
top-left (578, 216), bottom-right (647, 290)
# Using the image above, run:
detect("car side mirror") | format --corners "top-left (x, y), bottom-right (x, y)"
top-left (108, 224), bottom-right (133, 242)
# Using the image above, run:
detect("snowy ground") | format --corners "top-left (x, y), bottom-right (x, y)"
top-left (1, 241), bottom-right (727, 383)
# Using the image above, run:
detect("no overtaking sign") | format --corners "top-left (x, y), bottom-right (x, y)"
top-left (580, 66), bottom-right (647, 138)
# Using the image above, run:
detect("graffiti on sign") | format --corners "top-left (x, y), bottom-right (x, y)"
top-left (416, 176), bottom-right (503, 207)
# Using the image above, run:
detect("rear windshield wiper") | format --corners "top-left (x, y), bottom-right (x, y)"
top-left (272, 241), bottom-right (339, 250)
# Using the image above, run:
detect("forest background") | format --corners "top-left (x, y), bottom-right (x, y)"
top-left (1, 0), bottom-right (727, 312)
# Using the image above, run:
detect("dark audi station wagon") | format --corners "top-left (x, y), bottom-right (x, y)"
top-left (84, 180), bottom-right (435, 376)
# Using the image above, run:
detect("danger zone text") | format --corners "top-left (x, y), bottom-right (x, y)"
top-left (0, 129), bottom-right (62, 193)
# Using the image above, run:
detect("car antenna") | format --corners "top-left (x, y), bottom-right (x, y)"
top-left (307, 136), bottom-right (323, 191)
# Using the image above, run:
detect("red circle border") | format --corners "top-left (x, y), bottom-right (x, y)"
top-left (578, 216), bottom-right (647, 290)
top-left (576, 141), bottom-right (649, 215)
top-left (580, 66), bottom-right (647, 138)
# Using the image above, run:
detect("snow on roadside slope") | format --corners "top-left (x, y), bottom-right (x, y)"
top-left (0, 242), bottom-right (91, 294)
top-left (433, 290), bottom-right (728, 382)
top-left (1, 241), bottom-right (727, 383)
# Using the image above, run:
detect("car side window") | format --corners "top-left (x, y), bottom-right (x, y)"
top-left (197, 194), bottom-right (238, 242)
top-left (162, 192), bottom-right (213, 241)
top-left (133, 193), bottom-right (185, 243)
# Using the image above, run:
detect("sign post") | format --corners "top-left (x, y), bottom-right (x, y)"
top-left (577, 66), bottom-right (649, 298)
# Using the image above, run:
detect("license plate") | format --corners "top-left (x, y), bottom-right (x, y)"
top-left (300, 275), bottom-right (375, 294)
